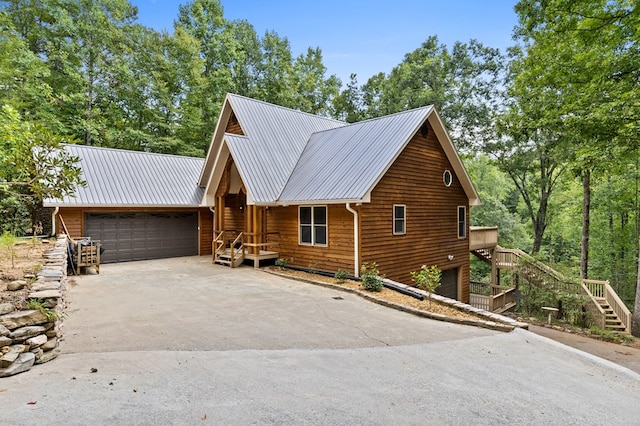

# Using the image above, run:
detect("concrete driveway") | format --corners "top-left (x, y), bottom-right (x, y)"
top-left (2, 256), bottom-right (640, 425)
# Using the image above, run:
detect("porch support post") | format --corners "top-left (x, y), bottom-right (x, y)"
top-left (491, 248), bottom-right (497, 286)
top-left (346, 203), bottom-right (360, 278)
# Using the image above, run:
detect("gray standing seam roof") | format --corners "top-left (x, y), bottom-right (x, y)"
top-left (278, 106), bottom-right (433, 203)
top-left (43, 145), bottom-right (205, 207)
top-left (225, 94), bottom-right (346, 204)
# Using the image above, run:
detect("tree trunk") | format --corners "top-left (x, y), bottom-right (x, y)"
top-left (633, 250), bottom-right (640, 337)
top-left (580, 169), bottom-right (590, 279)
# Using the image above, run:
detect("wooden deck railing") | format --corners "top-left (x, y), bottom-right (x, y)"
top-left (469, 281), bottom-right (517, 312)
top-left (493, 246), bottom-right (630, 333)
top-left (469, 226), bottom-right (498, 250)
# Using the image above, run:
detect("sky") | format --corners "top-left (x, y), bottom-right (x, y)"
top-left (131, 0), bottom-right (520, 85)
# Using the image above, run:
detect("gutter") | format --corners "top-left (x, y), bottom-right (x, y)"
top-left (51, 206), bottom-right (60, 236)
top-left (346, 203), bottom-right (360, 278)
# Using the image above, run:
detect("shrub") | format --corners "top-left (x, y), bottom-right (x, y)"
top-left (411, 265), bottom-right (442, 308)
top-left (0, 231), bottom-right (18, 268)
top-left (334, 269), bottom-right (349, 284)
top-left (360, 262), bottom-right (383, 292)
top-left (275, 258), bottom-right (288, 268)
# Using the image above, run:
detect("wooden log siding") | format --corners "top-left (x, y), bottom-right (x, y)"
top-left (267, 205), bottom-right (355, 273)
top-left (225, 112), bottom-right (244, 135)
top-left (200, 209), bottom-right (213, 255)
top-left (360, 125), bottom-right (471, 303)
top-left (57, 207), bottom-right (213, 256)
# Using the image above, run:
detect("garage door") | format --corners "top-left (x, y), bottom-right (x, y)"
top-left (84, 212), bottom-right (198, 263)
top-left (437, 268), bottom-right (459, 300)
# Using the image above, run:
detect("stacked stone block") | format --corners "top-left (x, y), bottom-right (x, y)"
top-left (0, 236), bottom-right (68, 377)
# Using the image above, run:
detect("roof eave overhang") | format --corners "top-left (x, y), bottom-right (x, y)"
top-left (274, 194), bottom-right (370, 206)
top-left (198, 94), bottom-right (234, 187)
top-left (44, 203), bottom-right (204, 209)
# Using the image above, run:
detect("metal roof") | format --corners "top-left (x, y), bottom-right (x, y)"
top-left (216, 94), bottom-right (346, 203)
top-left (278, 106), bottom-right (433, 203)
top-left (43, 145), bottom-right (205, 207)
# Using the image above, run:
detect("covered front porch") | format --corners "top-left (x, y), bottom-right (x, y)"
top-left (209, 155), bottom-right (279, 267)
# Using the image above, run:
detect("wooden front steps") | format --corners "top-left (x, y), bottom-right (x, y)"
top-left (599, 299), bottom-right (626, 331)
top-left (214, 248), bottom-right (245, 268)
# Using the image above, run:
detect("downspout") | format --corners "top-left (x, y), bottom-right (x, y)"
top-left (346, 203), bottom-right (359, 278)
top-left (51, 206), bottom-right (60, 237)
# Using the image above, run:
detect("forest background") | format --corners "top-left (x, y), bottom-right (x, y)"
top-left (0, 0), bottom-right (638, 313)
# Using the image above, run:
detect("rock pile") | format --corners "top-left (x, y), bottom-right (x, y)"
top-left (0, 236), bottom-right (68, 378)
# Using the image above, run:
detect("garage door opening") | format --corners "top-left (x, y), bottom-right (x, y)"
top-left (84, 212), bottom-right (198, 263)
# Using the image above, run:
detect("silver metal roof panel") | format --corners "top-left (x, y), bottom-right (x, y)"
top-left (226, 94), bottom-right (346, 203)
top-left (278, 106), bottom-right (433, 203)
top-left (44, 145), bottom-right (205, 207)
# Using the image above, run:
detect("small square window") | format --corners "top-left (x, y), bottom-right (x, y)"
top-left (393, 205), bottom-right (406, 235)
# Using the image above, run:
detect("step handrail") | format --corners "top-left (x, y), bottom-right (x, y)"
top-left (229, 232), bottom-right (245, 266)
top-left (603, 281), bottom-right (631, 333)
top-left (497, 246), bottom-right (629, 333)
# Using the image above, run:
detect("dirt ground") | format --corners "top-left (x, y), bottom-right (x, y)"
top-left (0, 239), bottom-right (50, 308)
top-left (266, 266), bottom-right (490, 322)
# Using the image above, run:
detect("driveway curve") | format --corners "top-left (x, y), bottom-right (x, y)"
top-left (62, 256), bottom-right (497, 352)
top-left (2, 256), bottom-right (639, 425)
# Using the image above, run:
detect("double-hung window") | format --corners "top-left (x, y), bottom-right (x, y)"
top-left (393, 204), bottom-right (406, 235)
top-left (299, 206), bottom-right (327, 246)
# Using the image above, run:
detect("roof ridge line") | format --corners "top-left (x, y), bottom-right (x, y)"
top-left (64, 143), bottom-right (205, 161)
top-left (227, 93), bottom-right (346, 125)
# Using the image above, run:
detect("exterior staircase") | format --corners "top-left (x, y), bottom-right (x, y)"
top-left (213, 231), bottom-right (245, 268)
top-left (471, 245), bottom-right (631, 333)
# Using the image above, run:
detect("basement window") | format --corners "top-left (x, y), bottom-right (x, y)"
top-left (299, 206), bottom-right (327, 246)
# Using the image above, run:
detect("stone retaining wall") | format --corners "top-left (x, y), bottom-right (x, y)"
top-left (0, 236), bottom-right (68, 377)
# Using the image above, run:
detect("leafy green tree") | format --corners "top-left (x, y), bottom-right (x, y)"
top-left (512, 0), bottom-right (640, 335)
top-left (256, 31), bottom-right (295, 107)
top-left (0, 11), bottom-right (51, 116)
top-left (0, 105), bottom-right (84, 233)
top-left (291, 47), bottom-right (341, 115)
top-left (360, 36), bottom-right (504, 151)
top-left (332, 73), bottom-right (365, 123)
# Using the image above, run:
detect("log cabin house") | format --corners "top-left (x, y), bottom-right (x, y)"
top-left (46, 93), bottom-right (481, 303)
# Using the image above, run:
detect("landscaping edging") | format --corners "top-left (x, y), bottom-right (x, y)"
top-left (265, 269), bottom-right (529, 332)
top-left (0, 236), bottom-right (68, 378)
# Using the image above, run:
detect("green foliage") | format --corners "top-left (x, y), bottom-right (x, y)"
top-left (411, 265), bottom-right (442, 294)
top-left (0, 195), bottom-right (30, 235)
top-left (516, 277), bottom-right (590, 328)
top-left (356, 36), bottom-right (505, 151)
top-left (24, 298), bottom-right (62, 322)
top-left (411, 265), bottom-right (442, 308)
top-left (0, 105), bottom-right (85, 221)
top-left (334, 269), bottom-right (349, 284)
top-left (360, 262), bottom-right (383, 292)
top-left (275, 258), bottom-right (288, 268)
top-left (588, 326), bottom-right (634, 345)
top-left (0, 231), bottom-right (18, 268)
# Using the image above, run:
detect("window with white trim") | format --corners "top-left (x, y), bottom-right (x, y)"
top-left (299, 206), bottom-right (327, 246)
top-left (458, 206), bottom-right (467, 239)
top-left (393, 204), bottom-right (406, 235)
